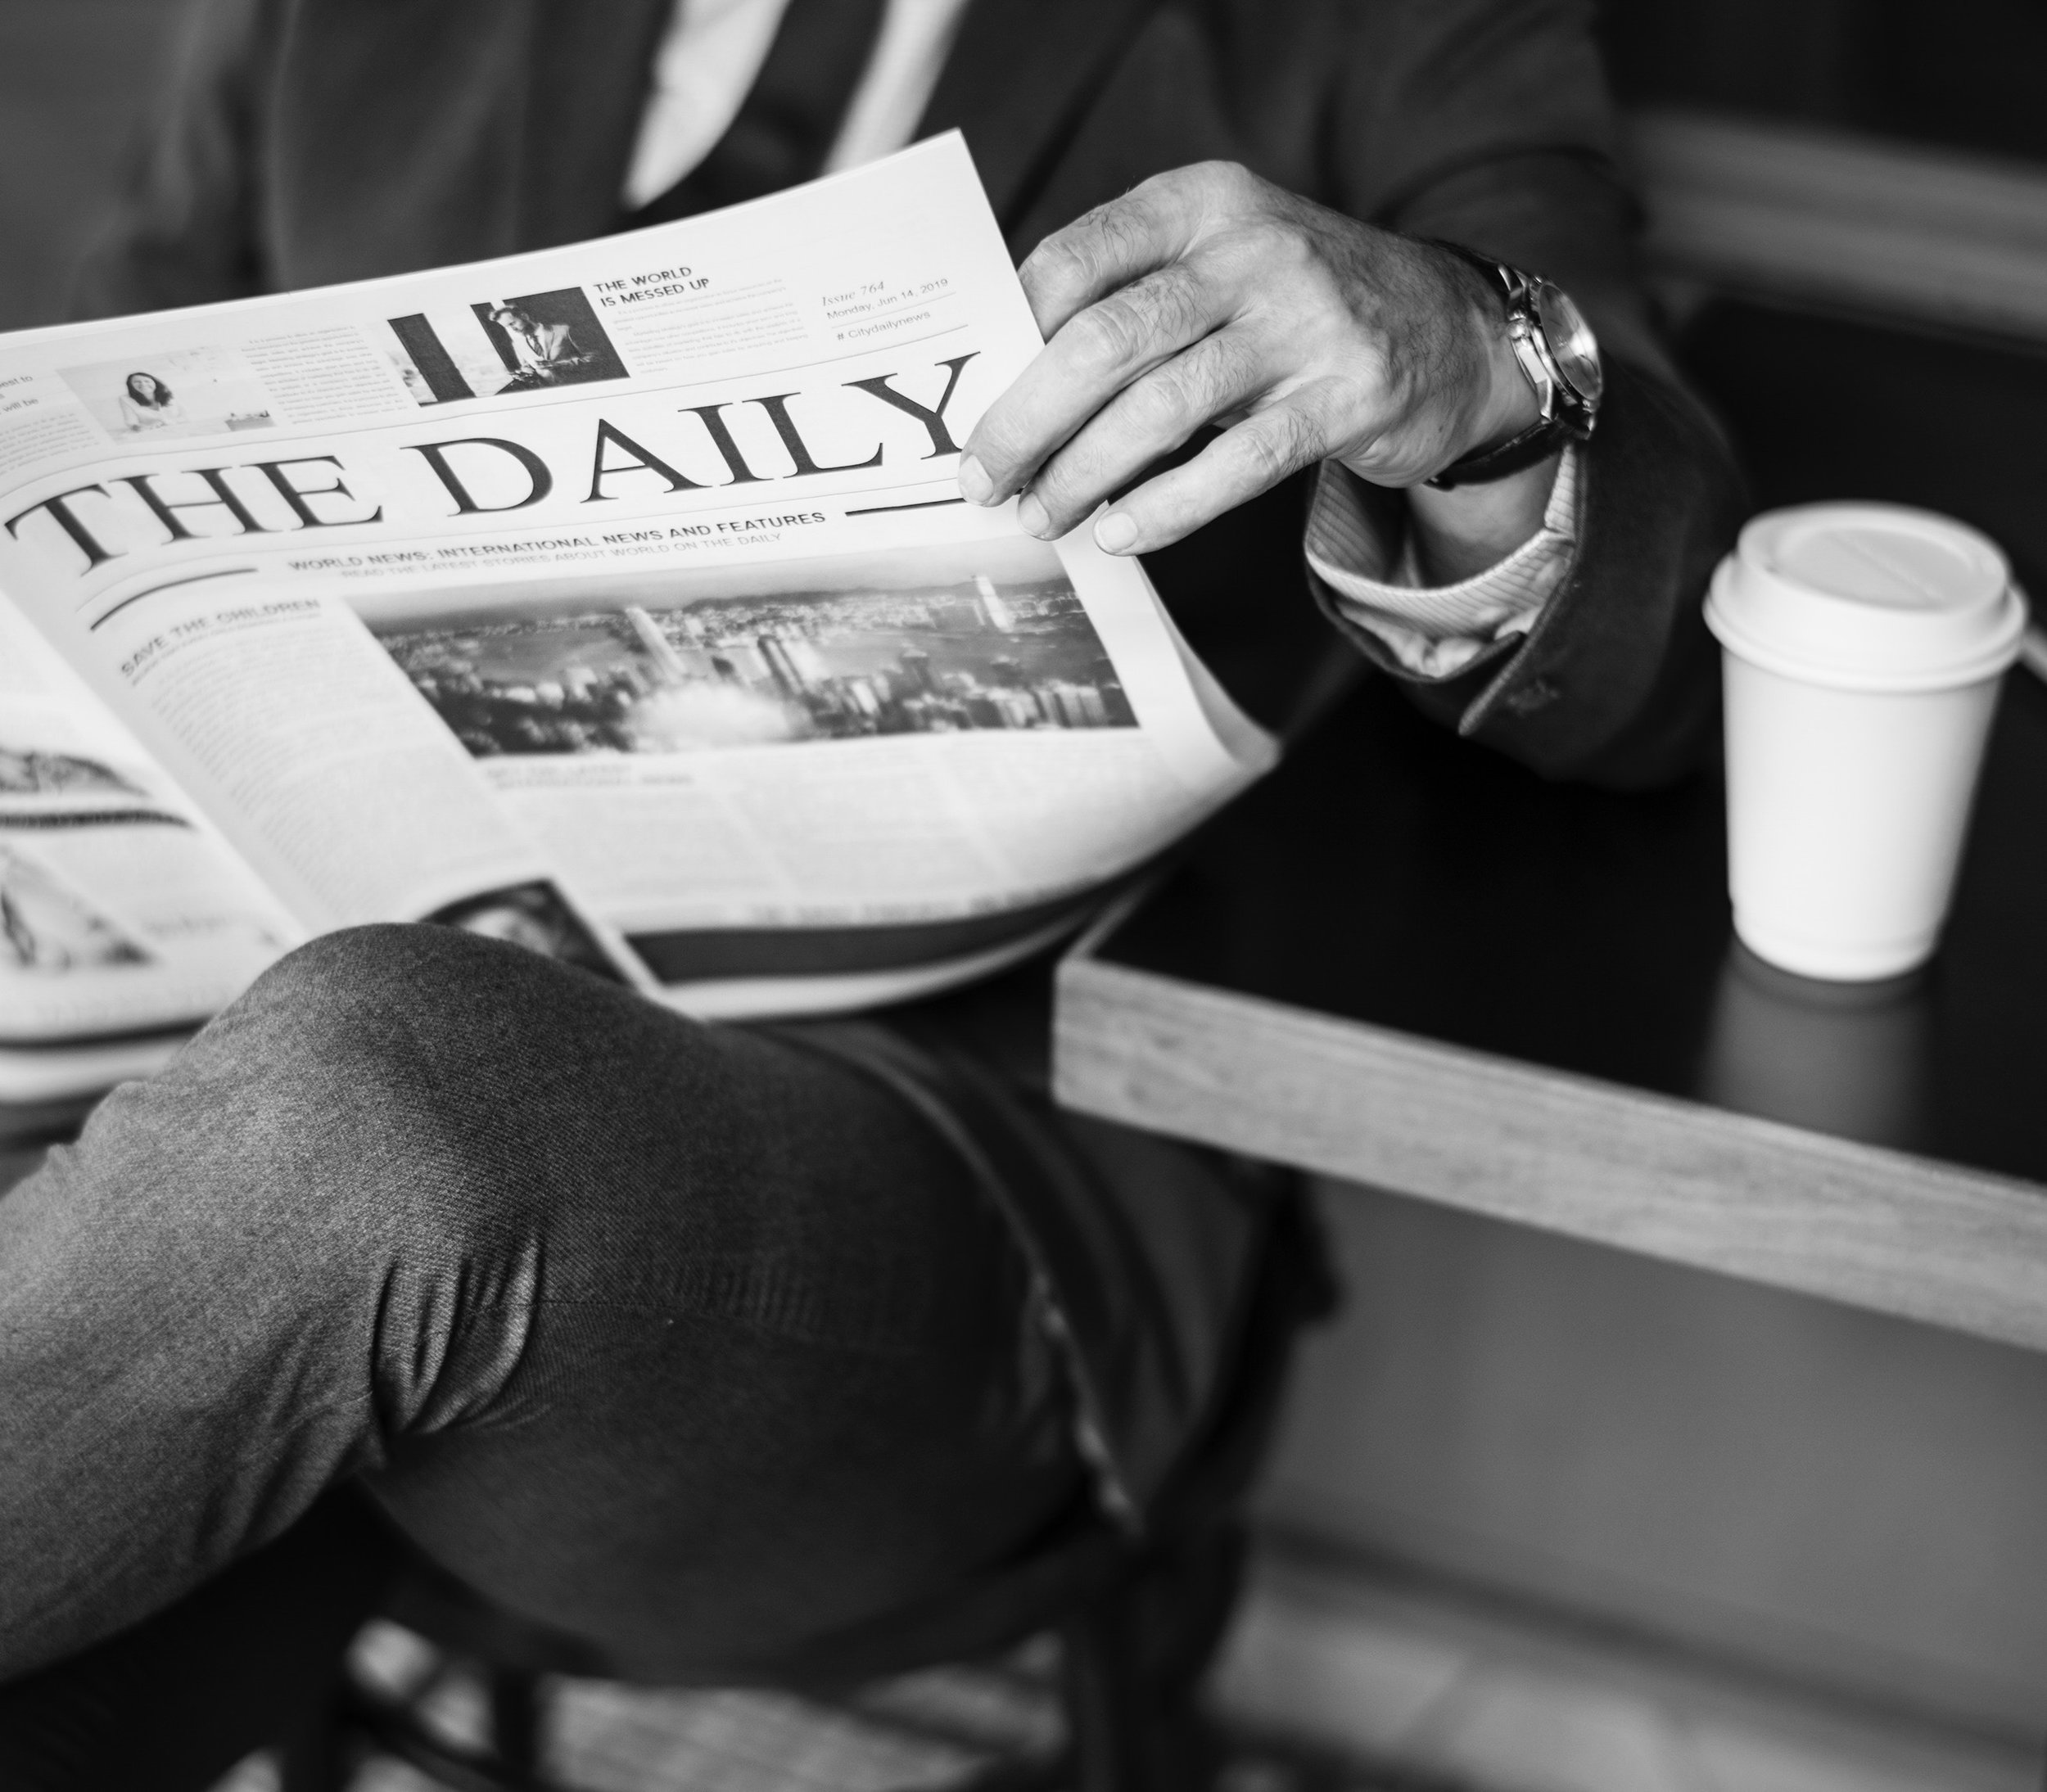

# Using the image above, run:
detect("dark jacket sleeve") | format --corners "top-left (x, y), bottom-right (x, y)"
top-left (70, 0), bottom-right (283, 320)
top-left (1311, 0), bottom-right (1749, 788)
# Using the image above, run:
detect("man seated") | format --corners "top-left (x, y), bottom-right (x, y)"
top-left (0, 0), bottom-right (1742, 1783)
top-left (488, 304), bottom-right (603, 387)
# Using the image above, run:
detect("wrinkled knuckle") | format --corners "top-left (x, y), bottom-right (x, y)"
top-left (1247, 409), bottom-right (1321, 483)
top-left (1031, 458), bottom-right (1087, 517)
top-left (1242, 428), bottom-right (1292, 485)
top-left (1103, 201), bottom-right (1164, 272)
top-left (1287, 399), bottom-right (1335, 461)
top-left (1195, 160), bottom-right (1258, 206)
top-left (1132, 364), bottom-right (1200, 436)
top-left (1276, 224), bottom-right (1325, 278)
top-left (1155, 336), bottom-right (1240, 425)
top-left (1208, 329), bottom-right (1263, 395)
top-left (1155, 266), bottom-right (1214, 340)
top-left (1069, 299), bottom-right (1143, 375)
top-left (1021, 232), bottom-right (1091, 301)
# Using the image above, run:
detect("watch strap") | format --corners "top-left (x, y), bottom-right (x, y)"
top-left (1426, 237), bottom-right (1519, 306)
top-left (1424, 413), bottom-right (1583, 490)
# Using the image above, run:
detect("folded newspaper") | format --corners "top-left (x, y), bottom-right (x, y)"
top-left (0, 134), bottom-right (1276, 1101)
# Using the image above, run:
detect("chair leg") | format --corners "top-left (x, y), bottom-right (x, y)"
top-left (1063, 1520), bottom-right (1246, 1792)
top-left (488, 1668), bottom-right (545, 1786)
top-left (278, 1679), bottom-right (352, 1792)
top-left (1063, 1609), bottom-right (1141, 1792)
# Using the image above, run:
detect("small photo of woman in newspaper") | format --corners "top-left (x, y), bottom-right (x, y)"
top-left (115, 372), bottom-right (185, 431)
top-left (60, 345), bottom-right (277, 440)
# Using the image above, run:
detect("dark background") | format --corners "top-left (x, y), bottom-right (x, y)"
top-left (7, 0), bottom-right (2045, 330)
top-left (1604, 0), bottom-right (2047, 160)
top-left (0, 0), bottom-right (174, 332)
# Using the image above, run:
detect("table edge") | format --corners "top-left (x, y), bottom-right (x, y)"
top-left (1053, 952), bottom-right (2047, 1353)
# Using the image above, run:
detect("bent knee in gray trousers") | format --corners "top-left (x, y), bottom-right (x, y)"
top-left (0, 924), bottom-right (1083, 1685)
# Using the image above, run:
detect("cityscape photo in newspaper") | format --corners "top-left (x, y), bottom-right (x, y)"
top-left (374, 538), bottom-right (1135, 759)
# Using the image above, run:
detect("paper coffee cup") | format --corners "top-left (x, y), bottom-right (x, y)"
top-left (1704, 503), bottom-right (2027, 980)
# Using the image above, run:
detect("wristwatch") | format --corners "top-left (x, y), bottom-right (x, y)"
top-left (1424, 244), bottom-right (1603, 490)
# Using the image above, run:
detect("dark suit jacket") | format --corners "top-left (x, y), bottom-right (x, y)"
top-left (66, 0), bottom-right (1748, 1539)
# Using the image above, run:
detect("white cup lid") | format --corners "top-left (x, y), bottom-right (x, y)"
top-left (1706, 503), bottom-right (2027, 689)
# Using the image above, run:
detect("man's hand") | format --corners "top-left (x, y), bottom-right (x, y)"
top-left (958, 161), bottom-right (1545, 561)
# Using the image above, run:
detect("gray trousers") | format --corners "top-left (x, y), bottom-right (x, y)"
top-left (1, 925), bottom-right (1130, 1782)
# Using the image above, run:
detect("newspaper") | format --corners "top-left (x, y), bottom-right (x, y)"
top-left (0, 135), bottom-right (1274, 1088)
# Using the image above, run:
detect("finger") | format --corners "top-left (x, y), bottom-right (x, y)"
top-left (1089, 393), bottom-right (1343, 555)
top-left (1015, 327), bottom-right (1269, 538)
top-left (1015, 173), bottom-right (1212, 340)
top-left (963, 259), bottom-right (1226, 503)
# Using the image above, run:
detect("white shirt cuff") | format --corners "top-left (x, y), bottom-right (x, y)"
top-left (1305, 445), bottom-right (1582, 679)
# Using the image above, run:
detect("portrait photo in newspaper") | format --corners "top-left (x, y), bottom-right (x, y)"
top-left (59, 345), bottom-right (277, 440)
top-left (383, 286), bottom-right (629, 405)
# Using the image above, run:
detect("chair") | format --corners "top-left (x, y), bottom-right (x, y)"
top-left (282, 1180), bottom-right (1331, 1792)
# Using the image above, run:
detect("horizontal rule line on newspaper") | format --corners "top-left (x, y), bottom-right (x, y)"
top-left (90, 565), bottom-right (258, 629)
top-left (844, 498), bottom-right (966, 517)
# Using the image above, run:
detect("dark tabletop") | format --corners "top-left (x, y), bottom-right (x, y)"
top-left (1093, 660), bottom-right (2047, 1188)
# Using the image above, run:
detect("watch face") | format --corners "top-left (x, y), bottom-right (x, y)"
top-left (1532, 282), bottom-right (1603, 408)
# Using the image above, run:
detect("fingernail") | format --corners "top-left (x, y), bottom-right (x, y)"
top-left (1094, 511), bottom-right (1137, 553)
top-left (957, 454), bottom-right (994, 505)
top-left (1017, 492), bottom-right (1050, 537)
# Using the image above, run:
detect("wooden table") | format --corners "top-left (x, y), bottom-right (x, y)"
top-left (1055, 665), bottom-right (2047, 1354)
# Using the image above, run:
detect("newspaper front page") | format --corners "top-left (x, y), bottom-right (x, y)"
top-left (0, 135), bottom-right (1274, 1031)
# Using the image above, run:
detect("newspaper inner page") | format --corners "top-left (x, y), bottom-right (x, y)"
top-left (0, 136), bottom-right (1274, 1016)
top-left (0, 593), bottom-right (293, 1069)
